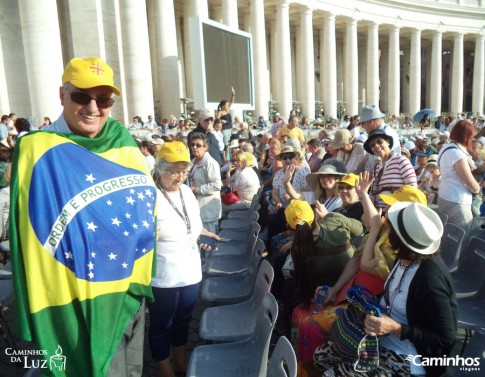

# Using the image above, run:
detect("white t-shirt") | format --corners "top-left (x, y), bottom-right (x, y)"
top-left (152, 184), bottom-right (203, 288)
top-left (232, 167), bottom-right (260, 203)
top-left (438, 144), bottom-right (473, 205)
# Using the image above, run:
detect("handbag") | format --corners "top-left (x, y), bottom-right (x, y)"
top-left (221, 190), bottom-right (239, 205)
top-left (329, 284), bottom-right (382, 372)
top-left (471, 194), bottom-right (482, 217)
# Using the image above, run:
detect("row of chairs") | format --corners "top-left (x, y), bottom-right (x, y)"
top-left (189, 189), bottom-right (297, 376)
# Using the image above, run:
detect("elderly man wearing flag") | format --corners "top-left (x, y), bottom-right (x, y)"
top-left (11, 57), bottom-right (156, 376)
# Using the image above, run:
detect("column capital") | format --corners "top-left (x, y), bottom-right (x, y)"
top-left (367, 21), bottom-right (379, 30)
top-left (277, 0), bottom-right (290, 9)
top-left (453, 32), bottom-right (465, 38)
top-left (301, 6), bottom-right (313, 16)
top-left (346, 17), bottom-right (357, 27)
top-left (323, 12), bottom-right (336, 22)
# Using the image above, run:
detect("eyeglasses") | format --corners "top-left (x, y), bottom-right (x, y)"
top-left (166, 170), bottom-right (189, 179)
top-left (281, 153), bottom-right (295, 160)
top-left (64, 89), bottom-right (115, 109)
top-left (369, 139), bottom-right (387, 149)
top-left (338, 185), bottom-right (354, 191)
top-left (190, 143), bottom-right (205, 148)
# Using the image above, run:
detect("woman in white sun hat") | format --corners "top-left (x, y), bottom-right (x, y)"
top-left (314, 202), bottom-right (457, 377)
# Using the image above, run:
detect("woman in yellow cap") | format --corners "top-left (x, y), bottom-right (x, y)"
top-left (273, 200), bottom-right (363, 340)
top-left (148, 141), bottom-right (219, 377)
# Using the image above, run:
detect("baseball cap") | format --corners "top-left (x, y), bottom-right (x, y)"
top-left (284, 200), bottom-right (315, 230)
top-left (157, 141), bottom-right (191, 164)
top-left (62, 57), bottom-right (121, 95)
top-left (379, 185), bottom-right (427, 206)
top-left (198, 108), bottom-right (214, 121)
top-left (339, 173), bottom-right (359, 187)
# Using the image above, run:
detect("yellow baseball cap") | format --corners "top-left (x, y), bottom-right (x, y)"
top-left (339, 173), bottom-right (359, 187)
top-left (379, 185), bottom-right (427, 206)
top-left (284, 200), bottom-right (315, 230)
top-left (244, 152), bottom-right (255, 167)
top-left (157, 141), bottom-right (192, 164)
top-left (62, 57), bottom-right (121, 95)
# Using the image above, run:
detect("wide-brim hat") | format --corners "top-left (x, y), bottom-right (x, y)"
top-left (329, 129), bottom-right (354, 149)
top-left (379, 185), bottom-right (427, 206)
top-left (276, 146), bottom-right (301, 161)
top-left (62, 57), bottom-right (121, 95)
top-left (388, 202), bottom-right (443, 255)
top-left (228, 139), bottom-right (240, 149)
top-left (364, 129), bottom-right (394, 154)
top-left (359, 104), bottom-right (385, 124)
top-left (306, 164), bottom-right (346, 190)
top-left (425, 154), bottom-right (439, 167)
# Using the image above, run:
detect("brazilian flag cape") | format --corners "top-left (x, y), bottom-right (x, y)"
top-left (10, 119), bottom-right (156, 376)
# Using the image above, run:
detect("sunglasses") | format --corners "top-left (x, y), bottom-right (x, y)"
top-left (191, 143), bottom-right (205, 148)
top-left (64, 89), bottom-right (115, 109)
top-left (369, 138), bottom-right (387, 149)
top-left (281, 153), bottom-right (295, 160)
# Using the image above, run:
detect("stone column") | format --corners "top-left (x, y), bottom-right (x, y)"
top-left (409, 29), bottom-right (422, 115)
top-left (270, 21), bottom-right (279, 107)
top-left (183, 0), bottom-right (209, 101)
top-left (276, 0), bottom-right (292, 117)
top-left (156, 0), bottom-right (182, 118)
top-left (451, 33), bottom-right (464, 114)
top-left (251, 0), bottom-right (269, 119)
top-left (358, 43), bottom-right (366, 110)
top-left (321, 13), bottom-right (337, 118)
top-left (146, 0), bottom-right (159, 114)
top-left (472, 34), bottom-right (485, 115)
top-left (388, 25), bottom-right (400, 116)
top-left (300, 7), bottom-right (315, 119)
top-left (19, 0), bottom-right (63, 123)
top-left (221, 0), bottom-right (238, 29)
top-left (430, 31), bottom-right (442, 116)
top-left (345, 18), bottom-right (358, 115)
top-left (119, 0), bottom-right (154, 120)
top-left (366, 21), bottom-right (379, 106)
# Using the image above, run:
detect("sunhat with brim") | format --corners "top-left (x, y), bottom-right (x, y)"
top-left (364, 128), bottom-right (394, 154)
top-left (339, 173), bottom-right (359, 187)
top-left (284, 200), bottom-right (315, 230)
top-left (276, 146), bottom-right (301, 161)
top-left (329, 129), bottom-right (354, 149)
top-left (62, 57), bottom-right (121, 95)
top-left (379, 185), bottom-right (427, 206)
top-left (228, 139), bottom-right (240, 149)
top-left (387, 202), bottom-right (443, 255)
top-left (358, 104), bottom-right (385, 124)
top-left (306, 164), bottom-right (346, 190)
top-left (157, 141), bottom-right (192, 165)
top-left (401, 147), bottom-right (411, 159)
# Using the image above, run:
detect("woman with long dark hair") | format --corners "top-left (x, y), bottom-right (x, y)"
top-left (216, 86), bottom-right (235, 146)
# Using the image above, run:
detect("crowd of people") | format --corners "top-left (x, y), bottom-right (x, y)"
top-left (2, 56), bottom-right (484, 377)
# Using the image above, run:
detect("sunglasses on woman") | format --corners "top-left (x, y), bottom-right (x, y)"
top-left (369, 138), bottom-right (386, 149)
top-left (281, 153), bottom-right (295, 160)
top-left (64, 89), bottom-right (115, 109)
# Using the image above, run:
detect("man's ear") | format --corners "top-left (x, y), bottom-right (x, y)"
top-left (59, 86), bottom-right (65, 106)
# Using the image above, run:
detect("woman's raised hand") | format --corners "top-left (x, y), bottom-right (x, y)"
top-left (282, 164), bottom-right (296, 185)
top-left (355, 171), bottom-right (375, 197)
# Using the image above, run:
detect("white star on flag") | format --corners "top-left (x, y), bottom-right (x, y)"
top-left (129, 189), bottom-right (135, 194)
top-left (126, 196), bottom-right (135, 205)
top-left (91, 251), bottom-right (96, 258)
top-left (107, 200), bottom-right (112, 206)
top-left (112, 218), bottom-right (122, 226)
top-left (87, 261), bottom-right (94, 270)
top-left (125, 212), bottom-right (132, 219)
top-left (65, 251), bottom-right (73, 259)
top-left (88, 272), bottom-right (94, 279)
top-left (146, 202), bottom-right (152, 208)
top-left (142, 248), bottom-right (147, 254)
top-left (124, 231), bottom-right (130, 236)
top-left (87, 221), bottom-right (98, 232)
top-left (145, 189), bottom-right (153, 197)
top-left (132, 223), bottom-right (139, 229)
top-left (148, 209), bottom-right (153, 215)
top-left (137, 192), bottom-right (145, 200)
top-left (142, 220), bottom-right (150, 229)
top-left (86, 173), bottom-right (96, 183)
top-left (108, 252), bottom-right (117, 260)
top-left (122, 262), bottom-right (128, 269)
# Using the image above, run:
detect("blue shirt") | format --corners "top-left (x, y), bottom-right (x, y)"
top-left (43, 113), bottom-right (72, 134)
top-left (0, 124), bottom-right (8, 140)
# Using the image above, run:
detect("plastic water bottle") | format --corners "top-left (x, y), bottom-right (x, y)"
top-left (312, 285), bottom-right (329, 315)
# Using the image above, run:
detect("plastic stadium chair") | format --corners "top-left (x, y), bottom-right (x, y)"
top-left (432, 208), bottom-right (448, 227)
top-left (266, 336), bottom-right (297, 377)
top-left (440, 222), bottom-right (465, 272)
top-left (457, 285), bottom-right (485, 333)
top-left (215, 222), bottom-right (260, 256)
top-left (187, 293), bottom-right (278, 377)
top-left (218, 219), bottom-right (260, 242)
top-left (227, 190), bottom-right (262, 219)
top-left (204, 234), bottom-right (264, 277)
top-left (0, 262), bottom-right (16, 350)
top-left (452, 237), bottom-right (485, 298)
top-left (219, 211), bottom-right (259, 230)
top-left (199, 260), bottom-right (274, 341)
top-left (201, 240), bottom-right (266, 304)
top-left (467, 216), bottom-right (485, 247)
